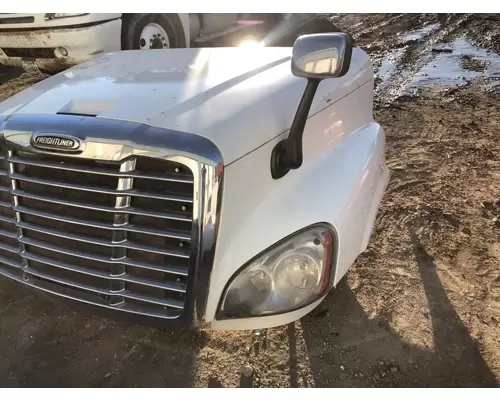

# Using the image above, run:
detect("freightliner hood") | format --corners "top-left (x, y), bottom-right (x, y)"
top-left (0, 47), bottom-right (371, 164)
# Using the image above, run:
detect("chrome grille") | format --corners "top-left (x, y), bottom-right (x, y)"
top-left (0, 142), bottom-right (197, 319)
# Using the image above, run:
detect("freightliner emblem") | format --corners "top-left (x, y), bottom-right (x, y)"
top-left (31, 133), bottom-right (81, 152)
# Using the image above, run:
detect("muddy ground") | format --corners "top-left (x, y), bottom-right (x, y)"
top-left (0, 14), bottom-right (499, 387)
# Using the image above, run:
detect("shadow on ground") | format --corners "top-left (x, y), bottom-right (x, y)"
top-left (0, 231), bottom-right (497, 388)
top-left (0, 279), bottom-right (207, 387)
top-left (298, 230), bottom-right (498, 387)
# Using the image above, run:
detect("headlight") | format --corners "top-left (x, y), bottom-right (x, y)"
top-left (45, 13), bottom-right (87, 20)
top-left (218, 225), bottom-right (334, 319)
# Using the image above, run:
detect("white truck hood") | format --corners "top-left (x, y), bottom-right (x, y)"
top-left (0, 47), bottom-right (370, 164)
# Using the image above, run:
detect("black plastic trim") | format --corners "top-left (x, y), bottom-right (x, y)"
top-left (0, 18), bottom-right (119, 32)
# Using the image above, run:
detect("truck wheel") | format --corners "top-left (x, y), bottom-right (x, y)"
top-left (121, 14), bottom-right (186, 50)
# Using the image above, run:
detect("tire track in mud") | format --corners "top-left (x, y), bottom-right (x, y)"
top-left (371, 14), bottom-right (473, 105)
top-left (328, 13), bottom-right (489, 106)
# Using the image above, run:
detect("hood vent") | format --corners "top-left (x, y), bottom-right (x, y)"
top-left (56, 112), bottom-right (97, 117)
top-left (57, 99), bottom-right (115, 118)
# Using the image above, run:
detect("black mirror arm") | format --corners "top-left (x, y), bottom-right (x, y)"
top-left (270, 79), bottom-right (320, 179)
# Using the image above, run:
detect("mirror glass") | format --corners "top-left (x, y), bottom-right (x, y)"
top-left (291, 33), bottom-right (353, 79)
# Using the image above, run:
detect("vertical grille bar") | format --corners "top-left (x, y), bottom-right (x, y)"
top-left (109, 157), bottom-right (136, 306)
top-left (8, 150), bottom-right (28, 276)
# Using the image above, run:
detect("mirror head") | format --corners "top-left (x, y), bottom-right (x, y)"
top-left (291, 32), bottom-right (353, 80)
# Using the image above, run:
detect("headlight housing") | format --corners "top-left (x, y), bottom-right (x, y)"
top-left (45, 13), bottom-right (88, 20)
top-left (217, 225), bottom-right (335, 319)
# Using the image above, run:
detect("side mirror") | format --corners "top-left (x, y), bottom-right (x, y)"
top-left (291, 33), bottom-right (353, 79)
top-left (270, 32), bottom-right (354, 179)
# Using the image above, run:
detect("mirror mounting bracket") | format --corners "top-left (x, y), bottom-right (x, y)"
top-left (270, 79), bottom-right (319, 179)
top-left (269, 32), bottom-right (353, 180)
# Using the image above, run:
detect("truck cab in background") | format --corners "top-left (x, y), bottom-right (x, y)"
top-left (0, 13), bottom-right (300, 73)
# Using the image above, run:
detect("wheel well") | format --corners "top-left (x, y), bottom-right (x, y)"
top-left (163, 13), bottom-right (187, 47)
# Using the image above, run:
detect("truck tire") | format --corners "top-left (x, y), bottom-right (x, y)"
top-left (121, 13), bottom-right (187, 50)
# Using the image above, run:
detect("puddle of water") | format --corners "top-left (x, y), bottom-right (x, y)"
top-left (375, 35), bottom-right (500, 98)
top-left (376, 49), bottom-right (403, 89)
top-left (400, 23), bottom-right (439, 43)
top-left (407, 37), bottom-right (500, 91)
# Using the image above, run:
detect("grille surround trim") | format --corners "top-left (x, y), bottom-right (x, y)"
top-left (0, 113), bottom-right (223, 326)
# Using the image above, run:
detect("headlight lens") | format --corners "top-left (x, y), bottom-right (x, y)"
top-left (45, 13), bottom-right (87, 20)
top-left (218, 226), bottom-right (334, 319)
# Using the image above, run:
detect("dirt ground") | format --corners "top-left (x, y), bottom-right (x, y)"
top-left (0, 14), bottom-right (499, 387)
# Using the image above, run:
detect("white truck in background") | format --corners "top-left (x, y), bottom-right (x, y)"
top-left (0, 13), bottom-right (300, 73)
